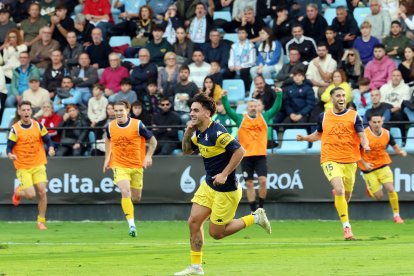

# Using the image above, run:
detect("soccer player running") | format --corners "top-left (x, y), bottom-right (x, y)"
top-left (175, 93), bottom-right (272, 276)
top-left (103, 100), bottom-right (157, 237)
top-left (222, 88), bottom-right (282, 212)
top-left (297, 87), bottom-right (370, 240)
top-left (358, 114), bottom-right (407, 223)
top-left (8, 101), bottom-right (55, 230)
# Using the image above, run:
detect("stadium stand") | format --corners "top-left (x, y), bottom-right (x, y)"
top-left (222, 79), bottom-right (245, 104)
top-left (275, 129), bottom-right (308, 154)
top-left (387, 127), bottom-right (403, 154)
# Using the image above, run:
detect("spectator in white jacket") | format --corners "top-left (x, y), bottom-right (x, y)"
top-left (380, 69), bottom-right (410, 121)
top-left (87, 83), bottom-right (108, 138)
top-left (0, 28), bottom-right (27, 79)
top-left (188, 50), bottom-right (211, 88)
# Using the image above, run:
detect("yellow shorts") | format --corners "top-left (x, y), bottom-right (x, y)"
top-left (16, 165), bottom-right (47, 190)
top-left (321, 161), bottom-right (357, 192)
top-left (113, 167), bottom-right (143, 190)
top-left (191, 181), bottom-right (242, 226)
top-left (363, 166), bottom-right (393, 194)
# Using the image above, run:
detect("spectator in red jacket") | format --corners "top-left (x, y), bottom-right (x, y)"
top-left (37, 100), bottom-right (63, 143)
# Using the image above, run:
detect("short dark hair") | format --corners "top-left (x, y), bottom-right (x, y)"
top-left (368, 112), bottom-right (383, 121)
top-left (374, 44), bottom-right (386, 50)
top-left (289, 46), bottom-right (300, 53)
top-left (192, 93), bottom-right (216, 117)
top-left (238, 26), bottom-right (248, 33)
top-left (93, 83), bottom-right (105, 91)
top-left (317, 42), bottom-right (328, 49)
top-left (114, 100), bottom-right (131, 110)
top-left (330, 86), bottom-right (345, 96)
top-left (152, 24), bottom-right (165, 32)
top-left (62, 76), bottom-right (73, 82)
top-left (291, 23), bottom-right (303, 30)
top-left (18, 100), bottom-right (32, 109)
top-left (160, 97), bottom-right (170, 103)
top-left (391, 20), bottom-right (401, 26)
top-left (325, 26), bottom-right (335, 32)
top-left (357, 77), bottom-right (370, 86)
top-left (120, 78), bottom-right (132, 85)
top-left (131, 101), bottom-right (142, 108)
top-left (179, 65), bottom-right (190, 72)
top-left (292, 69), bottom-right (305, 76)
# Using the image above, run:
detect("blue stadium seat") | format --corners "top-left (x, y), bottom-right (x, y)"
top-left (307, 140), bottom-right (321, 154)
top-left (275, 129), bottom-right (308, 154)
top-left (223, 79), bottom-right (245, 104)
top-left (0, 107), bottom-right (16, 128)
top-left (0, 132), bottom-right (7, 157)
top-left (403, 127), bottom-right (414, 153)
top-left (109, 36), bottom-right (132, 47)
top-left (122, 58), bottom-right (140, 66)
top-left (387, 127), bottom-right (403, 154)
top-left (223, 33), bottom-right (238, 44)
top-left (247, 79), bottom-right (274, 100)
top-left (323, 8), bottom-right (337, 25)
top-left (353, 7), bottom-right (371, 27)
top-left (213, 11), bottom-right (232, 22)
top-left (329, 0), bottom-right (347, 8)
top-left (172, 130), bottom-right (184, 156)
top-left (236, 103), bottom-right (247, 114)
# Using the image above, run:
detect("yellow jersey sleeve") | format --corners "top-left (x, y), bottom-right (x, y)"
top-left (215, 133), bottom-right (234, 149)
top-left (39, 124), bottom-right (48, 136)
top-left (8, 127), bottom-right (17, 142)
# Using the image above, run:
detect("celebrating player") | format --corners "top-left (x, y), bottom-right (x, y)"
top-left (175, 93), bottom-right (271, 276)
top-left (103, 100), bottom-right (157, 237)
top-left (358, 114), bottom-right (406, 223)
top-left (297, 87), bottom-right (370, 240)
top-left (7, 101), bottom-right (55, 230)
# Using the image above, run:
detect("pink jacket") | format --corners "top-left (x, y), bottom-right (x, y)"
top-left (364, 56), bottom-right (396, 90)
top-left (99, 66), bottom-right (129, 93)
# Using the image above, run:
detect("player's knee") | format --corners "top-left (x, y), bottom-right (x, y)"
top-left (25, 192), bottom-right (36, 200)
top-left (131, 195), bottom-right (141, 203)
top-left (334, 187), bottom-right (345, 196)
top-left (209, 229), bottom-right (225, 240)
top-left (245, 180), bottom-right (254, 189)
top-left (37, 189), bottom-right (47, 199)
top-left (374, 193), bottom-right (383, 200)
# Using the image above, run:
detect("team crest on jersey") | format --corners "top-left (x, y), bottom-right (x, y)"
top-left (328, 123), bottom-right (351, 139)
top-left (216, 131), bottom-right (223, 137)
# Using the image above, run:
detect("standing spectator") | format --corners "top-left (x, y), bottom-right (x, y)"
top-left (20, 2), bottom-right (48, 47)
top-left (53, 76), bottom-right (82, 115)
top-left (398, 46), bottom-right (414, 88)
top-left (151, 97), bottom-right (181, 155)
top-left (172, 65), bottom-right (198, 123)
top-left (364, 44), bottom-right (396, 90)
top-left (365, 0), bottom-right (391, 40)
top-left (173, 26), bottom-right (194, 65)
top-left (56, 104), bottom-right (89, 156)
top-left (188, 50), bottom-right (211, 88)
top-left (380, 69), bottom-right (410, 121)
top-left (321, 69), bottom-right (353, 111)
top-left (158, 51), bottom-right (180, 97)
top-left (74, 13), bottom-right (94, 46)
top-left (339, 48), bottom-right (364, 89)
top-left (50, 4), bottom-right (75, 51)
top-left (63, 31), bottom-right (83, 70)
top-left (22, 76), bottom-right (50, 117)
top-left (0, 29), bottom-right (27, 80)
top-left (272, 5), bottom-right (295, 47)
top-left (109, 78), bottom-right (137, 104)
top-left (37, 101), bottom-right (62, 143)
top-left (301, 3), bottom-right (328, 43)
top-left (145, 25), bottom-right (174, 67)
top-left (383, 21), bottom-right (411, 62)
top-left (352, 21), bottom-right (380, 65)
top-left (200, 29), bottom-right (229, 72)
top-left (148, 0), bottom-right (174, 20)
top-left (82, 0), bottom-right (113, 39)
top-left (256, 0), bottom-right (277, 25)
top-left (364, 89), bottom-right (392, 124)
top-left (275, 47), bottom-right (306, 88)
top-left (251, 75), bottom-right (275, 111)
top-left (71, 53), bottom-right (99, 104)
top-left (352, 77), bottom-right (373, 120)
top-left (161, 3), bottom-right (183, 45)
top-left (100, 53), bottom-right (129, 98)
top-left (285, 23), bottom-right (317, 65)
top-left (250, 27), bottom-right (282, 79)
top-left (0, 7), bottom-right (16, 45)
top-left (130, 48), bottom-right (158, 99)
top-left (176, 0), bottom-right (198, 24)
top-left (29, 26), bottom-right (60, 73)
top-left (88, 83), bottom-right (108, 138)
top-left (86, 28), bottom-right (112, 71)
top-left (200, 76), bottom-right (222, 103)
top-left (7, 52), bottom-right (40, 107)
top-left (42, 50), bottom-right (70, 99)
top-left (187, 2), bottom-right (213, 46)
top-left (226, 26), bottom-right (256, 95)
top-left (331, 6), bottom-right (360, 48)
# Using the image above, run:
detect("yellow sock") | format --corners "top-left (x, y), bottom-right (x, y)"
top-left (121, 198), bottom-right (134, 220)
top-left (191, 250), bottom-right (202, 265)
top-left (388, 192), bottom-right (399, 214)
top-left (334, 195), bottom-right (349, 223)
top-left (241, 214), bottom-right (255, 228)
top-left (37, 216), bottom-right (46, 224)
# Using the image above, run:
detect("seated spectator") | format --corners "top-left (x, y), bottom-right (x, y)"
top-left (82, 0), bottom-right (113, 39)
top-left (112, 0), bottom-right (143, 26)
top-left (172, 65), bottom-right (198, 123)
top-left (71, 53), bottom-right (99, 104)
top-left (380, 69), bottom-right (410, 121)
top-left (251, 75), bottom-right (275, 111)
top-left (256, 0), bottom-right (276, 26)
top-left (200, 76), bottom-right (222, 103)
top-left (398, 46), bottom-right (414, 88)
top-left (188, 50), bottom-right (211, 88)
top-left (176, 0), bottom-right (198, 25)
top-left (86, 28), bottom-right (112, 72)
top-left (353, 21), bottom-right (380, 65)
top-left (339, 48), bottom-right (364, 89)
top-left (88, 83), bottom-right (108, 138)
top-left (272, 5), bottom-right (295, 47)
top-left (74, 13), bottom-right (94, 46)
top-left (20, 2), bottom-right (48, 47)
top-left (383, 21), bottom-right (411, 62)
top-left (63, 31), bottom-right (83, 70)
top-left (223, 6), bottom-right (265, 43)
top-left (130, 100), bottom-right (152, 126)
top-left (364, 44), bottom-right (396, 90)
top-left (200, 29), bottom-right (229, 72)
top-left (285, 23), bottom-right (317, 65)
top-left (0, 28), bottom-right (27, 80)
top-left (250, 27), bottom-right (282, 79)
top-left (0, 7), bottom-right (16, 45)
top-left (56, 104), bottom-right (89, 156)
top-left (53, 76), bottom-right (82, 115)
top-left (230, 0), bottom-right (257, 22)
top-left (323, 27), bottom-right (344, 63)
top-left (161, 4), bottom-right (183, 45)
top-left (144, 25), bottom-right (174, 67)
top-left (321, 69), bottom-right (352, 111)
top-left (209, 61), bottom-right (223, 86)
top-left (109, 78), bottom-right (137, 104)
top-left (130, 48), bottom-right (158, 99)
top-left (275, 47), bottom-right (306, 88)
top-left (7, 52), bottom-right (40, 107)
top-left (42, 50), bottom-right (70, 99)
top-left (173, 26), bottom-right (194, 65)
top-left (212, 100), bottom-right (238, 138)
top-left (331, 6), bottom-right (360, 48)
top-left (300, 3), bottom-right (328, 43)
top-left (306, 42), bottom-right (337, 97)
top-left (364, 0), bottom-right (391, 40)
top-left (187, 2), bottom-right (213, 46)
top-left (399, 2), bottom-right (414, 39)
top-left (148, 0), bottom-right (174, 21)
top-left (22, 76), bottom-right (50, 117)
top-left (225, 26), bottom-right (256, 95)
top-left (274, 69), bottom-right (315, 125)
top-left (40, 0), bottom-right (58, 22)
top-left (12, 1), bottom-right (31, 24)
top-left (100, 53), bottom-right (129, 98)
top-left (141, 81), bottom-right (161, 118)
top-left (29, 26), bottom-right (60, 73)
top-left (364, 89), bottom-right (392, 124)
top-left (37, 101), bottom-right (62, 143)
top-left (50, 4), bottom-right (75, 51)
top-left (158, 51), bottom-right (180, 96)
top-left (352, 77), bottom-right (373, 119)
top-left (151, 97), bottom-right (181, 155)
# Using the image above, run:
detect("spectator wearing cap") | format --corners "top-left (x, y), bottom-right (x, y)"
top-left (0, 28), bottom-right (28, 80)
top-left (7, 51), bottom-right (40, 107)
top-left (29, 26), bottom-right (60, 73)
top-left (144, 25), bottom-right (174, 66)
top-left (0, 6), bottom-right (16, 45)
top-left (129, 48), bottom-right (158, 99)
top-left (50, 4), bottom-right (75, 51)
top-left (53, 76), bottom-right (82, 115)
top-left (71, 52), bottom-right (99, 104)
top-left (99, 53), bottom-right (129, 98)
top-left (63, 31), bottom-right (83, 70)
top-left (86, 28), bottom-right (112, 72)
top-left (22, 76), bottom-right (50, 117)
top-left (108, 78), bottom-right (137, 103)
top-left (20, 2), bottom-right (48, 47)
top-left (42, 50), bottom-right (70, 99)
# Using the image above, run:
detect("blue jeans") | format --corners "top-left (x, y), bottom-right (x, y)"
top-left (5, 94), bottom-right (16, 107)
top-left (404, 107), bottom-right (414, 122)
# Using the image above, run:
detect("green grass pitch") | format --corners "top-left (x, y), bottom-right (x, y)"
top-left (0, 220), bottom-right (413, 275)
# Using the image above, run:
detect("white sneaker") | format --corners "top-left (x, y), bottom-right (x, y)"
top-left (253, 208), bottom-right (272, 234)
top-left (174, 265), bottom-right (204, 275)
